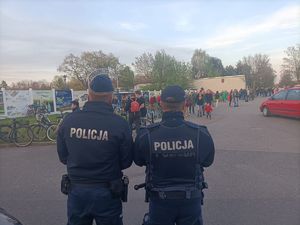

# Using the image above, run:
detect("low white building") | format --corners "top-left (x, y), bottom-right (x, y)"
top-left (193, 75), bottom-right (246, 92)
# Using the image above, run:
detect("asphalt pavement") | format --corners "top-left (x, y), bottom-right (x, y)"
top-left (0, 97), bottom-right (299, 225)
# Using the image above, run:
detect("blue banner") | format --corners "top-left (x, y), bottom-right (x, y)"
top-left (55, 90), bottom-right (72, 110)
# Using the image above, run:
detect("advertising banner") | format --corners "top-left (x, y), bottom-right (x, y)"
top-left (73, 90), bottom-right (88, 108)
top-left (55, 90), bottom-right (72, 111)
top-left (5, 90), bottom-right (31, 117)
top-left (0, 91), bottom-right (4, 115)
top-left (32, 90), bottom-right (54, 112)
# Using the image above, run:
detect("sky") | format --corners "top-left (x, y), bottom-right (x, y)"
top-left (0, 0), bottom-right (299, 84)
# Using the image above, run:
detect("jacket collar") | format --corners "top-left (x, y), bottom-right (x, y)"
top-left (162, 111), bottom-right (184, 121)
top-left (82, 101), bottom-right (113, 113)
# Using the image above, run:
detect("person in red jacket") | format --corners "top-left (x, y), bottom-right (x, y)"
top-left (205, 103), bottom-right (213, 119)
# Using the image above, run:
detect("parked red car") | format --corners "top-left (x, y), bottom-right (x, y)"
top-left (260, 86), bottom-right (300, 118)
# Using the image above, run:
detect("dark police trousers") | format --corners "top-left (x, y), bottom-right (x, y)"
top-left (67, 184), bottom-right (123, 225)
top-left (148, 198), bottom-right (203, 225)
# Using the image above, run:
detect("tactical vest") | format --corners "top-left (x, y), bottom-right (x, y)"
top-left (145, 121), bottom-right (205, 193)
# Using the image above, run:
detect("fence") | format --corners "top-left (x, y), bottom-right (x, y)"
top-left (0, 88), bottom-right (88, 118)
top-left (0, 88), bottom-right (162, 118)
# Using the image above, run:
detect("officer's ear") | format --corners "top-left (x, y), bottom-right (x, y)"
top-left (107, 93), bottom-right (113, 104)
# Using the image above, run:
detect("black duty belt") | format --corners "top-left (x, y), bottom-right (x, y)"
top-left (71, 182), bottom-right (110, 188)
top-left (150, 190), bottom-right (202, 200)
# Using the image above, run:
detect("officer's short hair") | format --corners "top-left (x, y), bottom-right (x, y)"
top-left (88, 89), bottom-right (112, 102)
top-left (161, 101), bottom-right (184, 111)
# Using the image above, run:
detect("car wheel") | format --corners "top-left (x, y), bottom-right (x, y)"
top-left (263, 107), bottom-right (270, 117)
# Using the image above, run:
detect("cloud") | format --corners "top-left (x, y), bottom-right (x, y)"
top-left (205, 5), bottom-right (300, 49)
top-left (174, 18), bottom-right (194, 32)
top-left (173, 5), bottom-right (300, 49)
top-left (119, 22), bottom-right (146, 31)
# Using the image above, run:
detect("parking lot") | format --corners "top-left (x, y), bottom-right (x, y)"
top-left (0, 98), bottom-right (299, 225)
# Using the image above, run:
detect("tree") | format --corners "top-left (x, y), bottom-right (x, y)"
top-left (224, 65), bottom-right (237, 76)
top-left (51, 76), bottom-right (66, 89)
top-left (68, 78), bottom-right (86, 90)
top-left (281, 44), bottom-right (300, 82)
top-left (236, 60), bottom-right (252, 87)
top-left (191, 49), bottom-right (210, 78)
top-left (150, 50), bottom-right (192, 90)
top-left (10, 80), bottom-right (51, 90)
top-left (237, 54), bottom-right (275, 89)
top-left (133, 52), bottom-right (154, 78)
top-left (207, 57), bottom-right (224, 76)
top-left (191, 49), bottom-right (224, 78)
top-left (279, 71), bottom-right (296, 87)
top-left (58, 51), bottom-right (120, 88)
top-left (0, 80), bottom-right (8, 89)
top-left (118, 66), bottom-right (134, 90)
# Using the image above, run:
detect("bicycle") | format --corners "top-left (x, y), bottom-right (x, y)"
top-left (46, 111), bottom-right (67, 142)
top-left (30, 113), bottom-right (53, 142)
top-left (26, 104), bottom-right (49, 116)
top-left (0, 118), bottom-right (33, 147)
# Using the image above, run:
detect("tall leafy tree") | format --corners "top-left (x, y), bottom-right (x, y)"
top-left (191, 49), bottom-right (224, 78)
top-left (237, 54), bottom-right (275, 89)
top-left (224, 65), bottom-right (237, 76)
top-left (191, 49), bottom-right (210, 78)
top-left (68, 78), bottom-right (86, 91)
top-left (133, 52), bottom-right (154, 78)
top-left (51, 76), bottom-right (66, 90)
top-left (281, 44), bottom-right (300, 82)
top-left (0, 80), bottom-right (8, 89)
top-left (236, 60), bottom-right (252, 87)
top-left (279, 71), bottom-right (296, 87)
top-left (118, 66), bottom-right (134, 90)
top-left (207, 57), bottom-right (224, 76)
top-left (58, 51), bottom-right (120, 88)
top-left (148, 50), bottom-right (192, 90)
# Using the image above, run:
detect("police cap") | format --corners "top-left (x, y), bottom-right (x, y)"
top-left (88, 68), bottom-right (114, 93)
top-left (161, 85), bottom-right (185, 103)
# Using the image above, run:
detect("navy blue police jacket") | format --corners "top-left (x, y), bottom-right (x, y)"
top-left (134, 111), bottom-right (215, 188)
top-left (57, 101), bottom-right (133, 184)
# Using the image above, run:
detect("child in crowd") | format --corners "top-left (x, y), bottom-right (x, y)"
top-left (205, 103), bottom-right (213, 119)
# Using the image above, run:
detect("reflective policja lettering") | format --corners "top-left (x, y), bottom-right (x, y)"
top-left (154, 140), bottom-right (194, 151)
top-left (70, 128), bottom-right (108, 141)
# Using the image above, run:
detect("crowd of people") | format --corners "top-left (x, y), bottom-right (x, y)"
top-left (109, 87), bottom-right (256, 125)
top-left (183, 88), bottom-right (253, 119)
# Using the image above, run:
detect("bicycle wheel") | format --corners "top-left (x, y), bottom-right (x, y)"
top-left (47, 124), bottom-right (58, 142)
top-left (0, 125), bottom-right (12, 143)
top-left (30, 124), bottom-right (47, 141)
top-left (13, 126), bottom-right (33, 147)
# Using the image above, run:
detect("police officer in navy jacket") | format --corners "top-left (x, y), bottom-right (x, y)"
top-left (134, 85), bottom-right (215, 225)
top-left (57, 69), bottom-right (133, 225)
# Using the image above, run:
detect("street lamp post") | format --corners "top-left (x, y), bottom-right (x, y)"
top-left (63, 75), bottom-right (67, 89)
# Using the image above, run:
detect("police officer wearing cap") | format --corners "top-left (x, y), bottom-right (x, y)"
top-left (57, 69), bottom-right (133, 225)
top-left (134, 85), bottom-right (215, 225)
